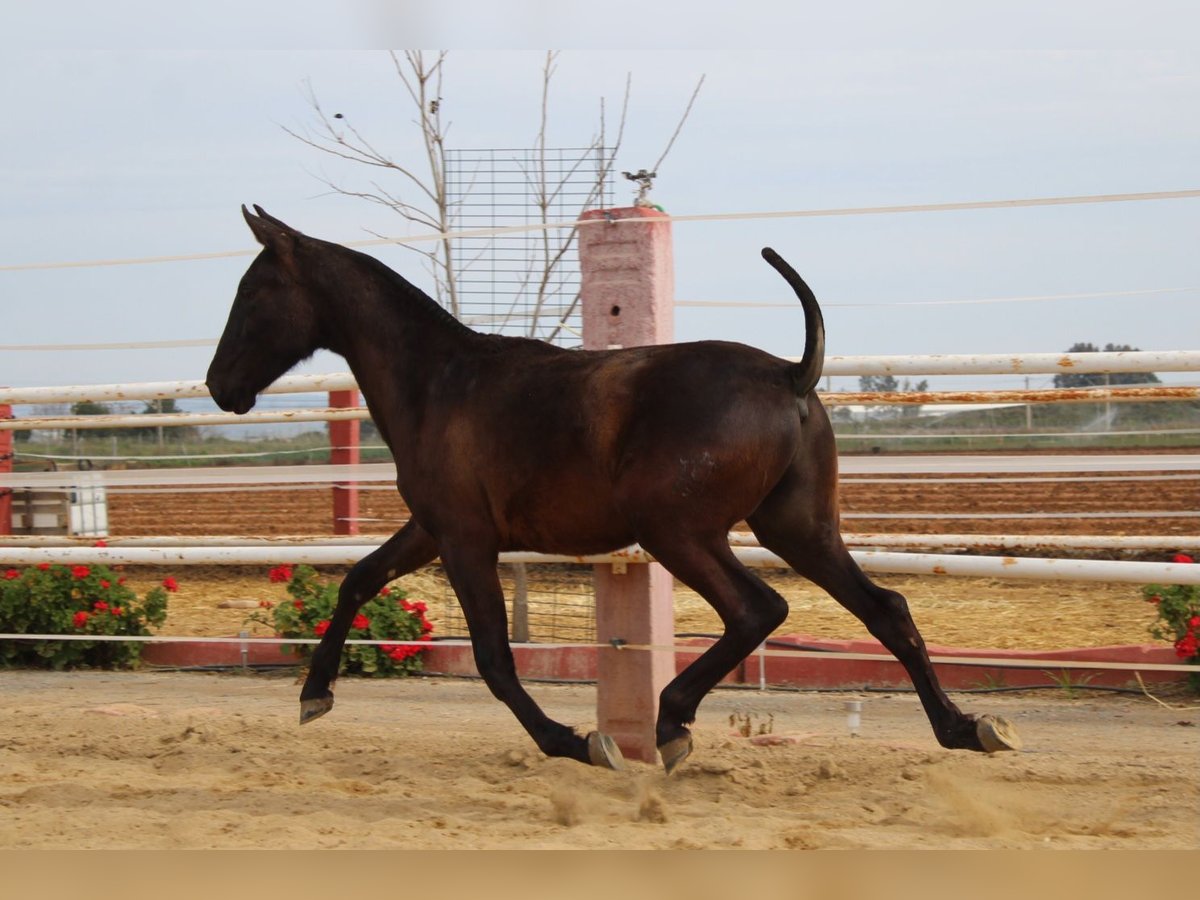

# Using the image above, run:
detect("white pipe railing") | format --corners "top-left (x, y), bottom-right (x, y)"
top-left (3, 387), bottom-right (1198, 432)
top-left (814, 350), bottom-right (1200, 376)
top-left (4, 454), bottom-right (1200, 491)
top-left (5, 531), bottom-right (1196, 554)
top-left (0, 373), bottom-right (357, 406)
top-left (2, 350), bottom-right (1197, 431)
top-left (2, 350), bottom-right (1198, 407)
top-left (0, 544), bottom-right (1196, 585)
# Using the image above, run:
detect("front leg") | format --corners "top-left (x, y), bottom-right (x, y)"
top-left (439, 542), bottom-right (623, 769)
top-left (300, 519), bottom-right (438, 723)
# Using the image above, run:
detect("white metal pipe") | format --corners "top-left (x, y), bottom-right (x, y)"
top-left (5, 454), bottom-right (1199, 492)
top-left (740, 532), bottom-right (1200, 552)
top-left (3, 350), bottom-right (1198, 408)
top-left (821, 386), bottom-right (1200, 406)
top-left (0, 407), bottom-right (369, 431)
top-left (1, 544), bottom-right (1196, 585)
top-left (814, 350), bottom-right (1200, 376)
top-left (0, 373), bottom-right (357, 406)
top-left (5, 531), bottom-right (1198, 553)
top-left (5, 386), bottom-right (1196, 432)
top-left (0, 463), bottom-right (396, 489)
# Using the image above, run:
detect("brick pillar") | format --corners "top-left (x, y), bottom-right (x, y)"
top-left (329, 390), bottom-right (360, 536)
top-left (0, 404), bottom-right (11, 536)
top-left (578, 207), bottom-right (676, 764)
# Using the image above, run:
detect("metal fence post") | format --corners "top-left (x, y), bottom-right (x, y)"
top-left (329, 390), bottom-right (360, 536)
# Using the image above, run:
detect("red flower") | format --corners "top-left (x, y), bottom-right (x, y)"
top-left (93, 600), bottom-right (109, 613)
top-left (93, 540), bottom-right (107, 548)
top-left (1189, 616), bottom-right (1200, 629)
top-left (293, 600), bottom-right (304, 610)
top-left (1175, 633), bottom-right (1199, 659)
top-left (110, 607), bottom-right (123, 617)
top-left (117, 576), bottom-right (126, 585)
top-left (259, 600), bottom-right (275, 609)
top-left (421, 619), bottom-right (434, 633)
top-left (37, 563), bottom-right (50, 571)
top-left (4, 569), bottom-right (19, 580)
top-left (162, 577), bottom-right (179, 592)
top-left (72, 611), bottom-right (90, 629)
top-left (379, 587), bottom-right (391, 596)
top-left (99, 579), bottom-right (110, 589)
top-left (71, 565), bottom-right (90, 580)
top-left (352, 614), bottom-right (370, 631)
top-left (314, 620), bottom-right (331, 637)
top-left (269, 565), bottom-right (294, 584)
top-left (409, 600), bottom-right (427, 614)
top-left (1172, 553), bottom-right (1195, 564)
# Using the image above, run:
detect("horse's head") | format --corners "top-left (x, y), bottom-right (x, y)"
top-left (206, 206), bottom-right (324, 414)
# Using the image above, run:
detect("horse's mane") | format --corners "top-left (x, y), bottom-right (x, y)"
top-left (334, 241), bottom-right (477, 339)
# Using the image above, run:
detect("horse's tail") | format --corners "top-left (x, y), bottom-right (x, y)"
top-left (760, 247), bottom-right (826, 400)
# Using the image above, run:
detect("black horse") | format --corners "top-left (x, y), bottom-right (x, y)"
top-left (207, 206), bottom-right (1019, 773)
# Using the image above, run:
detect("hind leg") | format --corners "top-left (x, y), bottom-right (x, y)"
top-left (638, 535), bottom-right (789, 773)
top-left (299, 519), bottom-right (439, 723)
top-left (749, 511), bottom-right (1019, 753)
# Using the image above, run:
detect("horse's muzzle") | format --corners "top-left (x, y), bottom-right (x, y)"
top-left (206, 379), bottom-right (255, 415)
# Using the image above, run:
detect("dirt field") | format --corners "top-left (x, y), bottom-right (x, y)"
top-left (0, 670), bottom-right (1196, 849)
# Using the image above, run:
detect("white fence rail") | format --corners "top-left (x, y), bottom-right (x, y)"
top-left (2, 349), bottom-right (1199, 417)
top-left (1, 543), bottom-right (1197, 586)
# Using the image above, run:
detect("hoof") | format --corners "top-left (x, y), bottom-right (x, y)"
top-left (586, 731), bottom-right (624, 770)
top-left (299, 694), bottom-right (334, 725)
top-left (659, 735), bottom-right (693, 775)
top-left (976, 714), bottom-right (1022, 752)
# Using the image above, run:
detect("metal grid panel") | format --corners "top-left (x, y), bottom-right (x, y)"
top-left (422, 563), bottom-right (598, 645)
top-left (444, 147), bottom-right (612, 347)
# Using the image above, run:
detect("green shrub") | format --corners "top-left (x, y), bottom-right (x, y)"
top-left (0, 563), bottom-right (170, 669)
top-left (247, 564), bottom-right (433, 676)
top-left (1142, 553), bottom-right (1200, 691)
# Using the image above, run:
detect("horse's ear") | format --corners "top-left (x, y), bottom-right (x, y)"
top-left (242, 205), bottom-right (298, 270)
top-left (251, 205), bottom-right (299, 233)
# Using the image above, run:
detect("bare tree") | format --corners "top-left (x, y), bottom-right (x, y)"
top-left (286, 51), bottom-right (703, 341)
top-left (285, 51), bottom-right (461, 315)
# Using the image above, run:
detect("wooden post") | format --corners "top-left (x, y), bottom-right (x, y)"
top-left (0, 403), bottom-right (12, 536)
top-left (578, 206), bottom-right (676, 764)
top-left (329, 390), bottom-right (360, 536)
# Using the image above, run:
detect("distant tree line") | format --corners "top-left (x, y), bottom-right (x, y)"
top-left (66, 399), bottom-right (197, 441)
top-left (1052, 342), bottom-right (1161, 389)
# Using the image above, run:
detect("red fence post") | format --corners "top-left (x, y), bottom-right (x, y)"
top-left (0, 404), bottom-right (12, 536)
top-left (329, 390), bottom-right (360, 536)
top-left (578, 207), bottom-right (676, 764)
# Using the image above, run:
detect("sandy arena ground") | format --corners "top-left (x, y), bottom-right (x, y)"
top-left (0, 670), bottom-right (1196, 849)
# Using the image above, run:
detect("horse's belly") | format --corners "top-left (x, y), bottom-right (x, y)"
top-left (500, 491), bottom-right (634, 555)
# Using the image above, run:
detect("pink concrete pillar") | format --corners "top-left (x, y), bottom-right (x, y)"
top-left (0, 403), bottom-right (11, 536)
top-left (329, 389), bottom-right (360, 536)
top-left (578, 207), bottom-right (675, 764)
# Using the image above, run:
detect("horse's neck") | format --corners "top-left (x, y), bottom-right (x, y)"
top-left (321, 255), bottom-right (478, 409)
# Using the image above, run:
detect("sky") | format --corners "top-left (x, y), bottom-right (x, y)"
top-left (2, 13), bottom-right (1198, 410)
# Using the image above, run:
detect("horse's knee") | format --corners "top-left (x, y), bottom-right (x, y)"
top-left (877, 587), bottom-right (911, 618)
top-left (761, 591), bottom-right (789, 632)
top-left (734, 590), bottom-right (788, 641)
